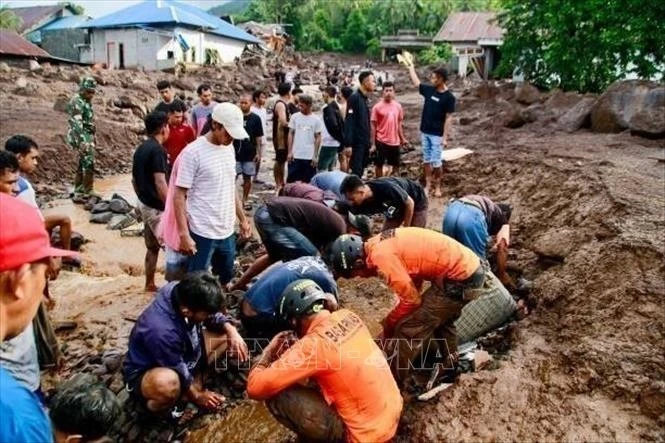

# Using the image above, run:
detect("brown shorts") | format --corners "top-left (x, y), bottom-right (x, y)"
top-left (137, 201), bottom-right (162, 251)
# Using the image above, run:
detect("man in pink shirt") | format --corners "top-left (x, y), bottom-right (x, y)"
top-left (370, 82), bottom-right (407, 178)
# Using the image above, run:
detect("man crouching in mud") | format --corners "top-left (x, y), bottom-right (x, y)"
top-left (328, 228), bottom-right (485, 386)
top-left (247, 279), bottom-right (402, 442)
top-left (122, 272), bottom-right (248, 417)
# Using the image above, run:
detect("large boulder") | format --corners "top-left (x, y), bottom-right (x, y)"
top-left (591, 80), bottom-right (665, 138)
top-left (473, 82), bottom-right (500, 100)
top-left (558, 97), bottom-right (597, 132)
top-left (90, 212), bottom-right (113, 224)
top-left (515, 82), bottom-right (541, 105)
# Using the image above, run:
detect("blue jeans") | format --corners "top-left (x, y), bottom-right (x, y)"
top-left (421, 133), bottom-right (443, 168)
top-left (254, 207), bottom-right (318, 261)
top-left (442, 200), bottom-right (488, 258)
top-left (187, 231), bottom-right (236, 284)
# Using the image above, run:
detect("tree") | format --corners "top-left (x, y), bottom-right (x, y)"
top-left (497, 0), bottom-right (665, 92)
top-left (0, 7), bottom-right (22, 31)
top-left (59, 2), bottom-right (85, 15)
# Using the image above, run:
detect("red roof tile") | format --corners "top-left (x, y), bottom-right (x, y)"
top-left (0, 30), bottom-right (51, 58)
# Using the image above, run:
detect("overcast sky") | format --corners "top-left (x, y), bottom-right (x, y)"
top-left (2, 0), bottom-right (232, 18)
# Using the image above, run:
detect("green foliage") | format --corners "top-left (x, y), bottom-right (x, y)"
top-left (209, 1), bottom-right (251, 17)
top-left (497, 0), bottom-right (665, 93)
top-left (0, 7), bottom-right (22, 31)
top-left (231, 0), bottom-right (502, 54)
top-left (59, 2), bottom-right (85, 15)
top-left (418, 44), bottom-right (453, 65)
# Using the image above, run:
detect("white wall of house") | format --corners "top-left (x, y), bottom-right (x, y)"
top-left (90, 26), bottom-right (247, 70)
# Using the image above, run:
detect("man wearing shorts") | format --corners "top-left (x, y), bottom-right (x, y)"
top-left (272, 83), bottom-right (292, 191)
top-left (319, 86), bottom-right (344, 171)
top-left (132, 111), bottom-right (170, 292)
top-left (370, 82), bottom-right (407, 177)
top-left (406, 63), bottom-right (456, 197)
top-left (235, 94), bottom-right (264, 208)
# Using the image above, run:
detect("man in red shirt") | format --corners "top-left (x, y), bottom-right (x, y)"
top-left (163, 100), bottom-right (196, 166)
top-left (370, 82), bottom-right (407, 177)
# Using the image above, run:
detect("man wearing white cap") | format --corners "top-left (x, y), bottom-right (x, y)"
top-left (174, 103), bottom-right (253, 285)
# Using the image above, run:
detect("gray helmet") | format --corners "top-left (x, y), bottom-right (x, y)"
top-left (327, 234), bottom-right (364, 277)
top-left (278, 279), bottom-right (328, 321)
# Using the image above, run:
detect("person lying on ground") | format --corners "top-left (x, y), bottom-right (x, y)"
top-left (123, 272), bottom-right (248, 416)
top-left (278, 181), bottom-right (337, 206)
top-left (0, 194), bottom-right (77, 443)
top-left (340, 174), bottom-right (429, 229)
top-left (240, 256), bottom-right (338, 340)
top-left (49, 373), bottom-right (122, 443)
top-left (443, 195), bottom-right (515, 289)
top-left (327, 228), bottom-right (484, 385)
top-left (132, 111), bottom-right (170, 292)
top-left (228, 197), bottom-right (370, 291)
top-left (247, 279), bottom-right (402, 443)
top-left (235, 94), bottom-right (264, 209)
top-left (310, 170), bottom-right (348, 200)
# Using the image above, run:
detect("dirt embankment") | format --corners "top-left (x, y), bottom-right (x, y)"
top-left (2, 54), bottom-right (664, 441)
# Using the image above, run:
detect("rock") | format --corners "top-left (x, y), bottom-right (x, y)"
top-left (558, 97), bottom-right (597, 132)
top-left (108, 374), bottom-right (125, 394)
top-left (545, 90), bottom-right (585, 118)
top-left (520, 103), bottom-right (547, 123)
top-left (515, 82), bottom-right (540, 105)
top-left (172, 78), bottom-right (195, 91)
top-left (0, 62), bottom-right (10, 73)
top-left (90, 211), bottom-right (114, 224)
top-left (591, 80), bottom-right (665, 138)
top-left (107, 214), bottom-right (136, 230)
top-left (83, 195), bottom-right (101, 211)
top-left (15, 77), bottom-right (27, 89)
top-left (92, 73), bottom-right (107, 86)
top-left (111, 193), bottom-right (130, 205)
top-left (102, 350), bottom-right (124, 373)
top-left (113, 95), bottom-right (140, 109)
top-left (109, 199), bottom-right (132, 214)
top-left (91, 201), bottom-right (111, 213)
top-left (503, 106), bottom-right (526, 128)
top-left (50, 227), bottom-right (86, 251)
top-left (532, 228), bottom-right (590, 260)
top-left (639, 382), bottom-right (665, 419)
top-left (473, 82), bottom-right (500, 100)
top-left (28, 60), bottom-right (41, 72)
top-left (53, 96), bottom-right (69, 113)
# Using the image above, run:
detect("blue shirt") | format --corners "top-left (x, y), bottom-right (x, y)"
top-left (310, 171), bottom-right (348, 200)
top-left (122, 282), bottom-right (228, 389)
top-left (0, 366), bottom-right (52, 443)
top-left (245, 256), bottom-right (337, 317)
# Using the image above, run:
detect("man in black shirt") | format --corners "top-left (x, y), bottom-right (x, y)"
top-left (229, 197), bottom-right (371, 291)
top-left (340, 174), bottom-right (428, 229)
top-left (153, 80), bottom-right (176, 114)
top-left (406, 62), bottom-right (455, 198)
top-left (343, 71), bottom-right (376, 178)
top-left (132, 111), bottom-right (169, 292)
top-left (235, 94), bottom-right (264, 209)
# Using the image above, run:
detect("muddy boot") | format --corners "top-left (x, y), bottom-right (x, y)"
top-left (82, 170), bottom-right (101, 198)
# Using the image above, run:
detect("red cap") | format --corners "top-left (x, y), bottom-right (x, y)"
top-left (0, 194), bottom-right (77, 272)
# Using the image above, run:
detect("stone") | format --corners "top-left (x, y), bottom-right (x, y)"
top-left (591, 80), bottom-right (665, 138)
top-left (90, 211), bottom-right (114, 224)
top-left (28, 60), bottom-right (41, 72)
top-left (102, 350), bottom-right (124, 373)
top-left (109, 198), bottom-right (132, 214)
top-left (515, 82), bottom-right (540, 105)
top-left (172, 78), bottom-right (195, 91)
top-left (91, 201), bottom-right (111, 213)
top-left (520, 103), bottom-right (547, 123)
top-left (83, 195), bottom-right (101, 211)
top-left (107, 214), bottom-right (136, 230)
top-left (113, 95), bottom-right (139, 109)
top-left (558, 97), bottom-right (597, 132)
top-left (532, 228), bottom-right (590, 260)
top-left (0, 62), bottom-right (10, 73)
top-left (53, 96), bottom-right (69, 113)
top-left (639, 382), bottom-right (665, 419)
top-left (15, 77), bottom-right (27, 89)
top-left (473, 82), bottom-right (500, 100)
top-left (503, 106), bottom-right (526, 128)
top-left (111, 193), bottom-right (130, 205)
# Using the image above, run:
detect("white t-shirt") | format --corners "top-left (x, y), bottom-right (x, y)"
top-left (288, 112), bottom-right (323, 160)
top-left (176, 136), bottom-right (236, 240)
top-left (320, 104), bottom-right (340, 148)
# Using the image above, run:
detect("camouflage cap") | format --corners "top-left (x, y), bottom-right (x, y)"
top-left (79, 77), bottom-right (97, 92)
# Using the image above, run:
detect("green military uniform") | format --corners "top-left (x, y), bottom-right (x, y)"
top-left (66, 77), bottom-right (97, 196)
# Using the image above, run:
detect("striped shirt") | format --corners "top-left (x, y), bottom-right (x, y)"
top-left (176, 136), bottom-right (236, 240)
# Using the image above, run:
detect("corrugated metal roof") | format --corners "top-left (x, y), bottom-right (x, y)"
top-left (9, 5), bottom-right (66, 33)
top-left (0, 30), bottom-right (51, 57)
top-left (84, 0), bottom-right (259, 44)
top-left (41, 15), bottom-right (91, 31)
top-left (434, 12), bottom-right (503, 43)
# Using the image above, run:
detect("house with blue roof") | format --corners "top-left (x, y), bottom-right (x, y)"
top-left (82, 0), bottom-right (260, 70)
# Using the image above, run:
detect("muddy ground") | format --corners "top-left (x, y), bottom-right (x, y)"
top-left (1, 54), bottom-right (664, 441)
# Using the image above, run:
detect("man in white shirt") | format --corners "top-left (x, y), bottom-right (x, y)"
top-left (287, 95), bottom-right (323, 184)
top-left (250, 90), bottom-right (269, 183)
top-left (174, 103), bottom-right (253, 286)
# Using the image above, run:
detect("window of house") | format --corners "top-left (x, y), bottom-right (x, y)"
top-left (167, 50), bottom-right (174, 59)
top-left (191, 47), bottom-right (196, 63)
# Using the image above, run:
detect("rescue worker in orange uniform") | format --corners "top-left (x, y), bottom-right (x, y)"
top-left (328, 227), bottom-right (485, 385)
top-left (247, 279), bottom-right (402, 442)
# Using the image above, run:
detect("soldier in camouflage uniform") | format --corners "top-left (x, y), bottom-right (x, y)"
top-left (66, 77), bottom-right (97, 198)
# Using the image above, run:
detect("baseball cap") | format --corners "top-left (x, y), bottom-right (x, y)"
top-left (0, 194), bottom-right (77, 272)
top-left (211, 102), bottom-right (249, 140)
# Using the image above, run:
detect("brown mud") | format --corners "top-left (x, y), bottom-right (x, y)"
top-left (1, 55), bottom-right (664, 441)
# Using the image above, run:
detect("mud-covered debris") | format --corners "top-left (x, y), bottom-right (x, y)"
top-left (515, 82), bottom-right (541, 105)
top-left (107, 214), bottom-right (136, 230)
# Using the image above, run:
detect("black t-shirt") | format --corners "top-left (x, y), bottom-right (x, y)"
top-left (357, 177), bottom-right (427, 220)
top-left (132, 138), bottom-right (167, 210)
top-left (233, 112), bottom-right (264, 162)
top-left (419, 84), bottom-right (455, 136)
top-left (266, 197), bottom-right (346, 249)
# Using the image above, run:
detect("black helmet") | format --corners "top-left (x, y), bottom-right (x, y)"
top-left (327, 234), bottom-right (364, 277)
top-left (278, 279), bottom-right (329, 321)
top-left (347, 212), bottom-right (372, 238)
